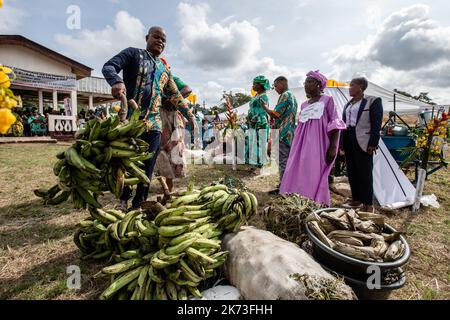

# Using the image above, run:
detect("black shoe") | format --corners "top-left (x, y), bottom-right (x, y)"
top-left (268, 188), bottom-right (280, 195)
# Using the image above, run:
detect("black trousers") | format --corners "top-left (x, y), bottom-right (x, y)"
top-left (121, 130), bottom-right (161, 208)
top-left (343, 129), bottom-right (374, 205)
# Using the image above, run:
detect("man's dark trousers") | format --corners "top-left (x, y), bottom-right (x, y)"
top-left (343, 128), bottom-right (374, 205)
top-left (121, 130), bottom-right (161, 208)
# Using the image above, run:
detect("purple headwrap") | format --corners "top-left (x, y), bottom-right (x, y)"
top-left (306, 70), bottom-right (328, 91)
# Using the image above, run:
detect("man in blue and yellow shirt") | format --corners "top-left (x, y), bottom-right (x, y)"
top-left (102, 26), bottom-right (196, 211)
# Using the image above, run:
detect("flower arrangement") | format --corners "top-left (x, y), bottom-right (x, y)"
top-left (403, 112), bottom-right (449, 170)
top-left (0, 65), bottom-right (20, 134)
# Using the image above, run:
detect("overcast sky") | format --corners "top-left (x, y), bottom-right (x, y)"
top-left (1, 0), bottom-right (449, 105)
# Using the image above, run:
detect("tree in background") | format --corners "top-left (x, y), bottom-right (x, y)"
top-left (222, 91), bottom-right (252, 109)
top-left (203, 91), bottom-right (252, 116)
top-left (394, 89), bottom-right (437, 105)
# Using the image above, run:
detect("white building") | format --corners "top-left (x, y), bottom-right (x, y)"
top-left (0, 35), bottom-right (113, 138)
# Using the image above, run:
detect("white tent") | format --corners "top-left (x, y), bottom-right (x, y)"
top-left (219, 81), bottom-right (430, 120)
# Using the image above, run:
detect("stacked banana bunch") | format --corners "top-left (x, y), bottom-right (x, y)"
top-left (167, 184), bottom-right (258, 233)
top-left (34, 116), bottom-right (153, 208)
top-left (74, 208), bottom-right (158, 261)
top-left (94, 184), bottom-right (258, 300)
top-left (99, 217), bottom-right (228, 300)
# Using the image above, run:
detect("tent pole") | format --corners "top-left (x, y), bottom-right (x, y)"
top-left (393, 94), bottom-right (396, 122)
top-left (412, 168), bottom-right (426, 213)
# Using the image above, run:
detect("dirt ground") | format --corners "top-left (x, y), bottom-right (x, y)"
top-left (0, 143), bottom-right (448, 300)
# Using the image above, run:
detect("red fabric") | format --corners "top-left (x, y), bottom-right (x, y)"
top-left (160, 57), bottom-right (170, 70)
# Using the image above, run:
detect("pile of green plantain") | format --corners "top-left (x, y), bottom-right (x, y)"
top-left (33, 115), bottom-right (153, 208)
top-left (74, 184), bottom-right (258, 300)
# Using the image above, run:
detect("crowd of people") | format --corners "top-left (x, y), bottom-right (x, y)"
top-left (244, 72), bottom-right (383, 212)
top-left (101, 25), bottom-right (383, 213)
top-left (14, 107), bottom-right (66, 136)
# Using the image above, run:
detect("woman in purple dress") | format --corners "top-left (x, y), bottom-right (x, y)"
top-left (280, 71), bottom-right (346, 206)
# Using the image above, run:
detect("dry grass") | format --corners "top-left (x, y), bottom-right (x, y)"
top-left (0, 143), bottom-right (448, 300)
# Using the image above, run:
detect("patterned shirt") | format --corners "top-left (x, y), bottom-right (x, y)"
top-left (247, 93), bottom-right (270, 129)
top-left (102, 47), bottom-right (193, 131)
top-left (272, 90), bottom-right (298, 146)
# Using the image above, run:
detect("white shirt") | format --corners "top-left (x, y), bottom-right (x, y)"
top-left (346, 100), bottom-right (362, 127)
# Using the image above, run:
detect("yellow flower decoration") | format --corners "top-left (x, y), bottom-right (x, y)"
top-left (0, 108), bottom-right (17, 134)
top-left (0, 71), bottom-right (11, 88)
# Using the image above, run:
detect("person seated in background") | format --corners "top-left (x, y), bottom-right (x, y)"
top-left (87, 110), bottom-right (96, 121)
top-left (21, 110), bottom-right (31, 137)
top-left (77, 110), bottom-right (86, 129)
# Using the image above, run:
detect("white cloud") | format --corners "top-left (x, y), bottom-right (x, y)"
top-left (221, 15), bottom-right (236, 24)
top-left (177, 2), bottom-right (261, 70)
top-left (197, 82), bottom-right (248, 106)
top-left (0, 2), bottom-right (27, 33)
top-left (266, 25), bottom-right (275, 32)
top-left (251, 17), bottom-right (262, 26)
top-left (55, 11), bottom-right (146, 59)
top-left (197, 81), bottom-right (225, 105)
top-left (177, 2), bottom-right (306, 99)
top-left (245, 57), bottom-right (305, 86)
top-left (364, 4), bottom-right (382, 29)
top-left (327, 4), bottom-right (450, 104)
top-left (297, 0), bottom-right (311, 8)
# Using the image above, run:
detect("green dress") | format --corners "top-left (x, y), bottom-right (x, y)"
top-left (245, 93), bottom-right (270, 167)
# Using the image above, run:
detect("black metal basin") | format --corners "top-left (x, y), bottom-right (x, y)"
top-left (305, 208), bottom-right (410, 280)
top-left (321, 265), bottom-right (406, 300)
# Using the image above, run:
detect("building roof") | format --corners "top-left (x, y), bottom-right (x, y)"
top-left (0, 35), bottom-right (92, 79)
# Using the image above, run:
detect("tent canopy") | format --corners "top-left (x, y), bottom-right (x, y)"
top-left (219, 80), bottom-right (430, 120)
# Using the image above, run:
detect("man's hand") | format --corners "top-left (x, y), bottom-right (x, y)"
top-left (367, 145), bottom-right (377, 155)
top-left (112, 82), bottom-right (126, 99)
top-left (326, 145), bottom-right (338, 165)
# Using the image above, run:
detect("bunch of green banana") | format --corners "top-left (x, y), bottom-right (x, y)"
top-left (98, 196), bottom-right (230, 300)
top-left (74, 207), bottom-right (159, 261)
top-left (34, 115), bottom-right (154, 208)
top-left (98, 222), bottom-right (228, 300)
top-left (214, 189), bottom-right (258, 233)
top-left (168, 183), bottom-right (259, 233)
top-left (75, 182), bottom-right (259, 300)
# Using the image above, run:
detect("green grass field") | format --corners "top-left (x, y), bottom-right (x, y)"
top-left (0, 143), bottom-right (448, 300)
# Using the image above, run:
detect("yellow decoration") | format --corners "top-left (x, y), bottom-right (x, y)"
top-left (327, 79), bottom-right (349, 87)
top-left (251, 89), bottom-right (257, 97)
top-left (0, 108), bottom-right (17, 134)
top-left (0, 65), bottom-right (20, 134)
top-left (187, 93), bottom-right (197, 105)
top-left (0, 71), bottom-right (10, 88)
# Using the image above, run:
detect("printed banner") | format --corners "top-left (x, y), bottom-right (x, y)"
top-left (8, 66), bottom-right (77, 91)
